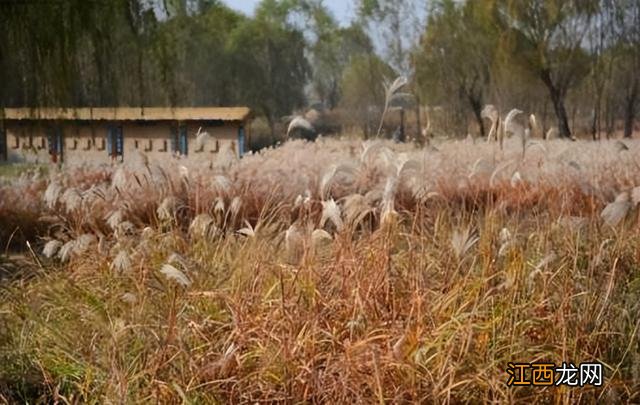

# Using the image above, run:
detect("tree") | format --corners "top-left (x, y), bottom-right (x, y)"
top-left (610, 0), bottom-right (640, 138)
top-left (294, 0), bottom-right (373, 109)
top-left (227, 1), bottom-right (310, 136)
top-left (496, 0), bottom-right (597, 138)
top-left (357, 0), bottom-right (425, 140)
top-left (415, 0), bottom-right (498, 138)
top-left (340, 54), bottom-right (395, 137)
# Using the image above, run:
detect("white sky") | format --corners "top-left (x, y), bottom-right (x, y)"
top-left (222, 0), bottom-right (356, 26)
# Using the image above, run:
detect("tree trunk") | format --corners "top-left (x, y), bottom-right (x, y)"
top-left (542, 100), bottom-right (548, 138)
top-left (262, 106), bottom-right (276, 142)
top-left (540, 70), bottom-right (572, 139)
top-left (399, 108), bottom-right (405, 142)
top-left (414, 92), bottom-right (422, 144)
top-left (590, 106), bottom-right (598, 141)
top-left (624, 81), bottom-right (638, 139)
top-left (468, 95), bottom-right (485, 139)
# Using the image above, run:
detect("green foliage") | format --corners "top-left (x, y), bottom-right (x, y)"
top-left (0, 0), bottom-right (309, 125)
top-left (227, 10), bottom-right (310, 133)
top-left (1, 0), bottom-right (639, 140)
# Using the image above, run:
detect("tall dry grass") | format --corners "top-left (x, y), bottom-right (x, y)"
top-left (1, 137), bottom-right (640, 402)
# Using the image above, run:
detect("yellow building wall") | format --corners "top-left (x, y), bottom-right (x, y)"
top-left (1, 120), bottom-right (244, 165)
top-left (184, 122), bottom-right (240, 164)
top-left (5, 123), bottom-right (51, 164)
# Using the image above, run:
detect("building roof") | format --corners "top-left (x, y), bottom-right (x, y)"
top-left (1, 107), bottom-right (251, 122)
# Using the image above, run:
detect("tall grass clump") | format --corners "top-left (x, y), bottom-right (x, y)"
top-left (1, 137), bottom-right (640, 402)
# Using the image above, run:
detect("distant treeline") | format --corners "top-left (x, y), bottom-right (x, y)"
top-left (1, 0), bottom-right (638, 140)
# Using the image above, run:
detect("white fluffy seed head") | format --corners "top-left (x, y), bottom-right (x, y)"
top-left (160, 263), bottom-right (191, 287)
top-left (229, 197), bottom-right (242, 217)
top-left (61, 188), bottom-right (83, 212)
top-left (157, 196), bottom-right (178, 221)
top-left (189, 214), bottom-right (215, 239)
top-left (451, 228), bottom-right (479, 259)
top-left (111, 250), bottom-right (132, 273)
top-left (105, 209), bottom-right (124, 230)
top-left (42, 240), bottom-right (63, 258)
top-left (320, 199), bottom-right (343, 231)
top-left (44, 181), bottom-right (62, 209)
top-left (601, 197), bottom-right (631, 227)
top-left (214, 197), bottom-right (225, 214)
top-left (111, 167), bottom-right (128, 190)
top-left (57, 240), bottom-right (76, 262)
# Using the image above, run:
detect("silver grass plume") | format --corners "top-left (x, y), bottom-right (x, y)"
top-left (229, 197), bottom-right (242, 218)
top-left (601, 192), bottom-right (631, 226)
top-left (214, 197), bottom-right (225, 214)
top-left (189, 214), bottom-right (215, 239)
top-left (286, 116), bottom-right (314, 137)
top-left (376, 76), bottom-right (408, 138)
top-left (342, 193), bottom-right (373, 228)
top-left (451, 228), bottom-right (479, 259)
top-left (61, 188), bottom-right (83, 212)
top-left (481, 104), bottom-right (499, 142)
top-left (111, 167), bottom-right (127, 190)
top-left (285, 222), bottom-right (305, 264)
top-left (157, 196), bottom-right (178, 221)
top-left (42, 240), bottom-right (62, 258)
top-left (320, 199), bottom-right (343, 231)
top-left (195, 127), bottom-right (210, 152)
top-left (160, 263), bottom-right (191, 287)
top-left (237, 220), bottom-right (256, 237)
top-left (105, 210), bottom-right (124, 230)
top-left (111, 250), bottom-right (132, 273)
top-left (44, 181), bottom-right (62, 209)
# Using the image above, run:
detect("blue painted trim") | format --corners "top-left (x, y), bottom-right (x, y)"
top-left (238, 126), bottom-right (245, 157)
top-left (106, 126), bottom-right (114, 156)
top-left (179, 125), bottom-right (188, 155)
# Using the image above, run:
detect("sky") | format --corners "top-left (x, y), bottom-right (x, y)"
top-left (222, 0), bottom-right (356, 26)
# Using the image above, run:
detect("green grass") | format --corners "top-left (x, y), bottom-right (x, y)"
top-left (0, 163), bottom-right (48, 179)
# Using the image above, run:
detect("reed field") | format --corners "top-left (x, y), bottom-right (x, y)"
top-left (1, 137), bottom-right (640, 403)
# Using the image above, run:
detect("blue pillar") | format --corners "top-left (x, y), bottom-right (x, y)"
top-left (179, 125), bottom-right (188, 155)
top-left (238, 126), bottom-right (245, 157)
top-left (106, 125), bottom-right (114, 157)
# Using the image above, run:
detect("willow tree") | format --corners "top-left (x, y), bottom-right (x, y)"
top-left (0, 0), bottom-right (154, 106)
